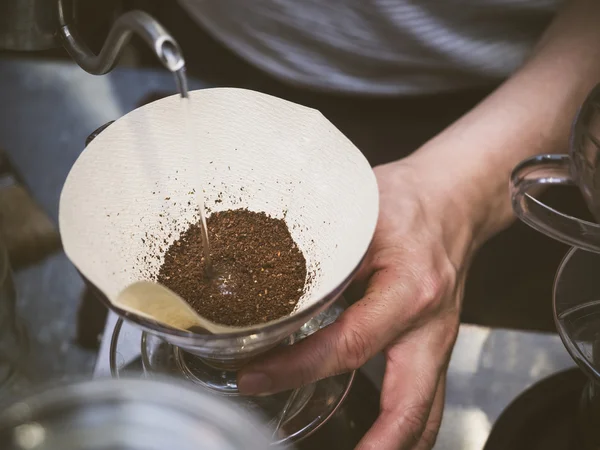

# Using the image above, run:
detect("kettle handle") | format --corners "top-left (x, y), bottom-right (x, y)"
top-left (510, 154), bottom-right (600, 252)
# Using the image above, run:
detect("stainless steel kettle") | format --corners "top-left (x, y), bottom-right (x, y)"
top-left (0, 0), bottom-right (184, 74)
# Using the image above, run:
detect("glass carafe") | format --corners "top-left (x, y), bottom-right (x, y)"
top-left (554, 247), bottom-right (600, 449)
top-left (0, 377), bottom-right (274, 450)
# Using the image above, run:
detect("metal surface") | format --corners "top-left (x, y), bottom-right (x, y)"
top-left (0, 58), bottom-right (206, 382)
top-left (511, 83), bottom-right (600, 252)
top-left (437, 325), bottom-right (574, 449)
top-left (59, 10), bottom-right (185, 75)
top-left (482, 367), bottom-right (586, 450)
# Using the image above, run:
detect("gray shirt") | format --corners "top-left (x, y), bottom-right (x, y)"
top-left (179, 0), bottom-right (561, 95)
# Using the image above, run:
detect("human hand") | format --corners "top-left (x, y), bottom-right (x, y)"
top-left (238, 158), bottom-right (480, 449)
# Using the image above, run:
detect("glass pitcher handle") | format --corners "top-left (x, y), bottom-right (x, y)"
top-left (510, 154), bottom-right (600, 252)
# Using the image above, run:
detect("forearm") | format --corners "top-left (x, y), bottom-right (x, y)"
top-left (406, 0), bottom-right (600, 246)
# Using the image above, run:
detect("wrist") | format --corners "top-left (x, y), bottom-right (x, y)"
top-left (403, 69), bottom-right (588, 247)
top-left (378, 159), bottom-right (483, 265)
top-left (397, 153), bottom-right (498, 251)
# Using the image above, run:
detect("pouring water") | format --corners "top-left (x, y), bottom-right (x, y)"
top-left (173, 66), bottom-right (213, 277)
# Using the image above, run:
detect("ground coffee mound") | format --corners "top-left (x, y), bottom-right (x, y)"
top-left (157, 209), bottom-right (307, 327)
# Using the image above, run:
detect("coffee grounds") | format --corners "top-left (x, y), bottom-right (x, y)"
top-left (156, 209), bottom-right (307, 327)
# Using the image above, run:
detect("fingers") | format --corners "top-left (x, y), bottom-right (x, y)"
top-left (355, 319), bottom-right (456, 450)
top-left (237, 318), bottom-right (362, 395)
top-left (238, 266), bottom-right (430, 395)
top-left (415, 373), bottom-right (446, 450)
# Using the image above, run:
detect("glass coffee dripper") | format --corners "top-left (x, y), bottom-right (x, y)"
top-left (108, 303), bottom-right (355, 444)
top-left (554, 247), bottom-right (600, 449)
top-left (510, 83), bottom-right (600, 449)
top-left (60, 88), bottom-right (380, 444)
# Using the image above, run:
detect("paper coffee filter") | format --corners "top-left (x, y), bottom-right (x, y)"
top-left (59, 88), bottom-right (378, 329)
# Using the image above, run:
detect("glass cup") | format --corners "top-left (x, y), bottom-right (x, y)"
top-left (511, 83), bottom-right (600, 252)
top-left (0, 377), bottom-right (275, 450)
top-left (554, 247), bottom-right (600, 449)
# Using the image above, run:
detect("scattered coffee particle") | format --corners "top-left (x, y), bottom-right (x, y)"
top-left (157, 209), bottom-right (306, 326)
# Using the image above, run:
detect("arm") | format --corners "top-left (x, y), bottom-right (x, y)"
top-left (409, 0), bottom-right (600, 247)
top-left (238, 2), bottom-right (600, 449)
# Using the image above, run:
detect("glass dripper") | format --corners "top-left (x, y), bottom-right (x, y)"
top-left (59, 88), bottom-right (379, 383)
top-left (554, 247), bottom-right (600, 449)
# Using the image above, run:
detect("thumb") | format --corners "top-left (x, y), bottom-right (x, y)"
top-left (237, 266), bottom-right (417, 395)
top-left (237, 313), bottom-right (374, 395)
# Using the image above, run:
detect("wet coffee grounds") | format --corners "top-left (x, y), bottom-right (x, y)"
top-left (156, 209), bottom-right (307, 327)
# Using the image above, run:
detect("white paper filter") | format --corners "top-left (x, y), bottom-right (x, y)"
top-left (59, 88), bottom-right (378, 326)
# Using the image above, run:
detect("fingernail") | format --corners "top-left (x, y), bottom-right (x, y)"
top-left (238, 372), bottom-right (273, 395)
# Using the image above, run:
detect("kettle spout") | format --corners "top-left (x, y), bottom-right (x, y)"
top-left (58, 10), bottom-right (184, 75)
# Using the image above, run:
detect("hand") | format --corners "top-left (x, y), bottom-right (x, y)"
top-left (238, 159), bottom-right (479, 449)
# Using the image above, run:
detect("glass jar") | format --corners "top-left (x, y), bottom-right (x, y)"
top-left (0, 377), bottom-right (274, 450)
top-left (554, 247), bottom-right (600, 449)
